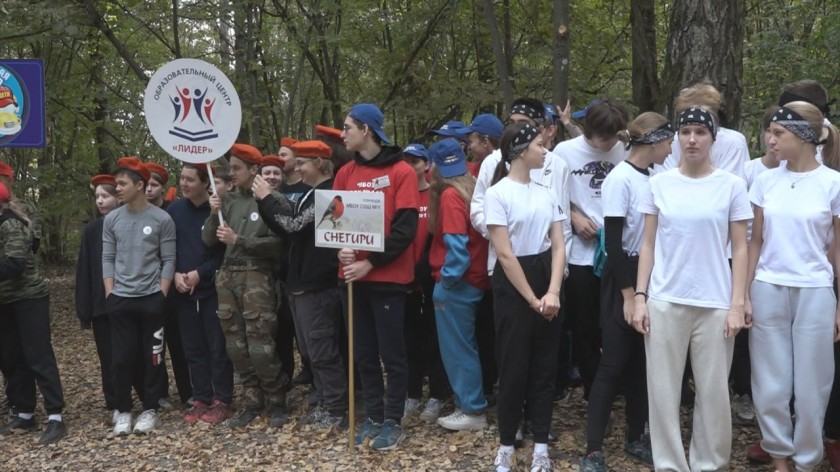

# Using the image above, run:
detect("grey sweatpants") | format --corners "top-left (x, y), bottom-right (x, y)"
top-left (750, 280), bottom-right (836, 472)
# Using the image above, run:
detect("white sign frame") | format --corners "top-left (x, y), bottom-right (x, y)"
top-left (314, 190), bottom-right (385, 252)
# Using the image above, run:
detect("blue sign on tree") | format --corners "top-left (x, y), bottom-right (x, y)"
top-left (0, 59), bottom-right (46, 148)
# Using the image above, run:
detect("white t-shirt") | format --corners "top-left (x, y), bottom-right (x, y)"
top-left (662, 127), bottom-right (749, 180)
top-left (601, 161), bottom-right (648, 255)
top-left (743, 158), bottom-right (773, 241)
top-left (639, 168), bottom-right (753, 310)
top-left (484, 177), bottom-right (566, 257)
top-left (750, 165), bottom-right (840, 287)
top-left (471, 149), bottom-right (572, 273)
top-left (553, 136), bottom-right (627, 266)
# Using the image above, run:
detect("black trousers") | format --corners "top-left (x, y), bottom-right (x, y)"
top-left (275, 289), bottom-right (296, 386)
top-left (824, 342), bottom-right (840, 439)
top-left (729, 329), bottom-right (751, 396)
top-left (0, 296), bottom-right (65, 415)
top-left (345, 285), bottom-right (408, 423)
top-left (476, 290), bottom-right (497, 395)
top-left (566, 264), bottom-right (602, 399)
top-left (405, 287), bottom-right (450, 400)
top-left (494, 252), bottom-right (561, 446)
top-left (174, 293), bottom-right (234, 405)
top-left (91, 315), bottom-right (144, 409)
top-left (108, 292), bottom-right (167, 412)
top-left (163, 306), bottom-right (192, 404)
top-left (585, 257), bottom-right (647, 453)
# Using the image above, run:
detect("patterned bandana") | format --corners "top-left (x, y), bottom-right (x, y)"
top-left (771, 106), bottom-right (826, 145)
top-left (505, 124), bottom-right (540, 162)
top-left (509, 104), bottom-right (542, 121)
top-left (626, 122), bottom-right (675, 150)
top-left (678, 107), bottom-right (717, 139)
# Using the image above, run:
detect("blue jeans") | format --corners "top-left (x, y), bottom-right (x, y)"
top-left (433, 280), bottom-right (487, 414)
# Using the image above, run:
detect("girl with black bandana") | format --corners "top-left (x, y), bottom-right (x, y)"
top-left (580, 112), bottom-right (674, 472)
top-left (745, 101), bottom-right (840, 472)
top-left (484, 123), bottom-right (566, 472)
top-left (633, 107), bottom-right (752, 471)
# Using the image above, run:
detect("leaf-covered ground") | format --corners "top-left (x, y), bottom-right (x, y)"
top-left (0, 267), bottom-right (830, 471)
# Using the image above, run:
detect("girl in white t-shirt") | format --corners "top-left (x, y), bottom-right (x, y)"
top-left (746, 101), bottom-right (840, 472)
top-left (485, 123), bottom-right (566, 472)
top-left (580, 112), bottom-right (674, 471)
top-left (634, 107), bottom-right (752, 471)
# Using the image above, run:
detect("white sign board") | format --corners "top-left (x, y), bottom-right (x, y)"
top-left (314, 190), bottom-right (385, 252)
top-left (143, 58), bottom-right (241, 163)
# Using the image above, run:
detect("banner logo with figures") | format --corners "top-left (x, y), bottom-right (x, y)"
top-left (144, 59), bottom-right (241, 164)
top-left (0, 59), bottom-right (45, 148)
top-left (314, 190), bottom-right (385, 252)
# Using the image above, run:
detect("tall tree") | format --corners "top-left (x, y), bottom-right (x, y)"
top-left (551, 0), bottom-right (570, 108)
top-left (659, 0), bottom-right (747, 125)
top-left (630, 0), bottom-right (659, 112)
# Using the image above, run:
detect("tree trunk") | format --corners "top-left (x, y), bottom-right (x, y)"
top-left (481, 0), bottom-right (513, 109)
top-left (551, 0), bottom-right (569, 108)
top-left (659, 0), bottom-right (746, 127)
top-left (630, 0), bottom-right (659, 112)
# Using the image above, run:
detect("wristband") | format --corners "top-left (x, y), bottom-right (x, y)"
top-left (634, 291), bottom-right (648, 301)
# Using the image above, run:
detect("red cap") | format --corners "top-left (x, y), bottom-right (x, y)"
top-left (291, 140), bottom-right (333, 159)
top-left (90, 174), bottom-right (116, 188)
top-left (145, 162), bottom-right (169, 184)
top-left (116, 156), bottom-right (152, 182)
top-left (229, 143), bottom-right (263, 165)
top-left (0, 86), bottom-right (16, 109)
top-left (314, 124), bottom-right (343, 143)
top-left (261, 155), bottom-right (286, 168)
top-left (279, 137), bottom-right (299, 148)
top-left (0, 182), bottom-right (9, 203)
top-left (0, 161), bottom-right (13, 178)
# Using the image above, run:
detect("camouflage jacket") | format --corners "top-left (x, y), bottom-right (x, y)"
top-left (0, 209), bottom-right (49, 303)
top-left (11, 199), bottom-right (42, 252)
top-left (202, 187), bottom-right (283, 271)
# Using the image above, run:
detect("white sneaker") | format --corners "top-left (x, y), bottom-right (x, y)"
top-left (494, 446), bottom-right (515, 471)
top-left (111, 409), bottom-right (119, 425)
top-left (419, 398), bottom-right (443, 423)
top-left (530, 451), bottom-right (552, 472)
top-left (403, 398), bottom-right (422, 418)
top-left (733, 394), bottom-right (756, 425)
top-left (437, 408), bottom-right (487, 431)
top-left (158, 398), bottom-right (174, 410)
top-left (113, 412), bottom-right (132, 436)
top-left (133, 409), bottom-right (160, 434)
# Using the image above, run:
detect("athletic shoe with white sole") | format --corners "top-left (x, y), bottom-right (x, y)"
top-left (132, 409), bottom-right (160, 434)
top-left (113, 412), bottom-right (132, 436)
top-left (436, 409), bottom-right (487, 431)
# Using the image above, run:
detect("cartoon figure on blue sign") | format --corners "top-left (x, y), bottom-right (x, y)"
top-left (0, 78), bottom-right (22, 136)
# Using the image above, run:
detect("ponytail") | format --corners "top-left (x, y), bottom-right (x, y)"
top-left (491, 159), bottom-right (509, 186)
top-left (821, 122), bottom-right (840, 171)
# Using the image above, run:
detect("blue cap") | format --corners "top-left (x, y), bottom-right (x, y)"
top-left (461, 114), bottom-right (504, 139)
top-left (348, 103), bottom-right (391, 144)
top-left (428, 139), bottom-right (467, 178)
top-left (571, 99), bottom-right (601, 120)
top-left (427, 120), bottom-right (466, 138)
top-left (403, 143), bottom-right (429, 161)
top-left (543, 104), bottom-right (556, 122)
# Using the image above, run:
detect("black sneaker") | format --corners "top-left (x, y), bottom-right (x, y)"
top-left (228, 408), bottom-right (261, 428)
top-left (292, 368), bottom-right (313, 386)
top-left (39, 420), bottom-right (67, 444)
top-left (625, 434), bottom-right (653, 466)
top-left (268, 406), bottom-right (290, 428)
top-left (1, 415), bottom-right (38, 434)
top-left (315, 412), bottom-right (347, 431)
top-left (580, 450), bottom-right (607, 472)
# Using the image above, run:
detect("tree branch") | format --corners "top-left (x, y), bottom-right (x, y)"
top-left (83, 0), bottom-right (149, 84)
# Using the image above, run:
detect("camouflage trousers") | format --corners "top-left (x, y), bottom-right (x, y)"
top-left (216, 269), bottom-right (287, 409)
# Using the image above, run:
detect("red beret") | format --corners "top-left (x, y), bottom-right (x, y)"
top-left (145, 162), bottom-right (169, 183)
top-left (229, 143), bottom-right (262, 165)
top-left (116, 156), bottom-right (152, 182)
top-left (0, 182), bottom-right (8, 203)
top-left (90, 174), bottom-right (116, 188)
top-left (0, 161), bottom-right (13, 178)
top-left (261, 155), bottom-right (286, 168)
top-left (291, 140), bottom-right (333, 159)
top-left (314, 124), bottom-right (343, 144)
top-left (279, 137), bottom-right (299, 148)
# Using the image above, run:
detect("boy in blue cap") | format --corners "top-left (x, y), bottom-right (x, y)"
top-left (458, 114), bottom-right (504, 177)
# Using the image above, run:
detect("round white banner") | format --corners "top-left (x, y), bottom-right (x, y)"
top-left (144, 59), bottom-right (241, 164)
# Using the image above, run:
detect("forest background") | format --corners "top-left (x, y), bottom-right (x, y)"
top-left (1, 0), bottom-right (837, 263)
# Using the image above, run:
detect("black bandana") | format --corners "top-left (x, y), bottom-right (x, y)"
top-left (771, 106), bottom-right (826, 145)
top-left (678, 107), bottom-right (716, 139)
top-left (779, 91), bottom-right (832, 118)
top-left (504, 124), bottom-right (540, 162)
top-left (509, 104), bottom-right (542, 121)
top-left (626, 122), bottom-right (675, 150)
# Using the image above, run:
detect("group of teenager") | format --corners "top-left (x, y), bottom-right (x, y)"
top-left (2, 77), bottom-right (840, 472)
